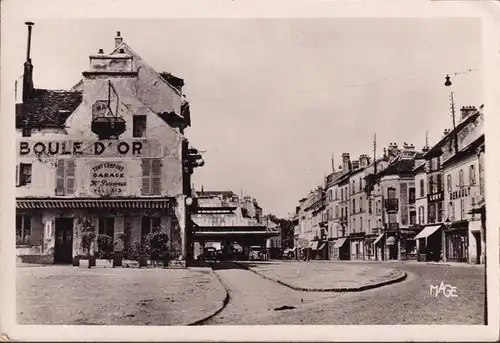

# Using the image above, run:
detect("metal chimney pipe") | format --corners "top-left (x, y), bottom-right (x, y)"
top-left (25, 22), bottom-right (34, 62)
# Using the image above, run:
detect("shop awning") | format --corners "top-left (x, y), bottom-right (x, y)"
top-left (16, 198), bottom-right (174, 209)
top-left (334, 237), bottom-right (347, 248)
top-left (469, 220), bottom-right (482, 232)
top-left (318, 243), bottom-right (327, 251)
top-left (309, 241), bottom-right (320, 250)
top-left (373, 233), bottom-right (384, 245)
top-left (414, 224), bottom-right (442, 240)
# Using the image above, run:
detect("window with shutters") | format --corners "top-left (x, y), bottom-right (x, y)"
top-left (16, 215), bottom-right (31, 245)
top-left (55, 159), bottom-right (75, 195)
top-left (142, 159), bottom-right (162, 195)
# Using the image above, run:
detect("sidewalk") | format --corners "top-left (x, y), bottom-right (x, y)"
top-left (274, 259), bottom-right (485, 268)
top-left (17, 266), bottom-right (228, 325)
top-left (237, 261), bottom-right (406, 291)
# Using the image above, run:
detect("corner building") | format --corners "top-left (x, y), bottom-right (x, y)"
top-left (16, 30), bottom-right (192, 264)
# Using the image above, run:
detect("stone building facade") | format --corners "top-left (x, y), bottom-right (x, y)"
top-left (16, 29), bottom-right (192, 264)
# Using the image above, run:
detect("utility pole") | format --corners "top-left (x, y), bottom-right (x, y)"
top-left (445, 74), bottom-right (459, 153)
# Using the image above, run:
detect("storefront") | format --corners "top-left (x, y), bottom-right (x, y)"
top-left (444, 220), bottom-right (469, 263)
top-left (16, 198), bottom-right (179, 265)
top-left (363, 235), bottom-right (376, 261)
top-left (413, 224), bottom-right (442, 262)
top-left (349, 232), bottom-right (365, 260)
top-left (373, 233), bottom-right (384, 261)
top-left (333, 237), bottom-right (349, 260)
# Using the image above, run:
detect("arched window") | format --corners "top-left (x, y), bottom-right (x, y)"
top-left (469, 165), bottom-right (476, 185)
top-left (447, 174), bottom-right (452, 192)
top-left (459, 169), bottom-right (464, 188)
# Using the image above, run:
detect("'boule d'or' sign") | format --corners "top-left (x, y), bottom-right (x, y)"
top-left (90, 162), bottom-right (126, 196)
top-left (17, 139), bottom-right (162, 158)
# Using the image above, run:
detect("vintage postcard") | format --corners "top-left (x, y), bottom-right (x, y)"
top-left (1, 0), bottom-right (499, 341)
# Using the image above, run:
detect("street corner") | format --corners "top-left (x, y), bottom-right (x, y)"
top-left (239, 261), bottom-right (407, 292)
top-left (16, 266), bottom-right (229, 326)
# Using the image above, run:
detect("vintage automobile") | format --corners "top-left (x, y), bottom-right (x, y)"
top-left (249, 246), bottom-right (266, 261)
top-left (198, 247), bottom-right (218, 262)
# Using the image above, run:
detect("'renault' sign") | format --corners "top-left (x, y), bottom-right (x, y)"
top-left (90, 162), bottom-right (126, 196)
top-left (18, 139), bottom-right (162, 158)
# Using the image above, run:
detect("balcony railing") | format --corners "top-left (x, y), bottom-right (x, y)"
top-left (384, 198), bottom-right (399, 212)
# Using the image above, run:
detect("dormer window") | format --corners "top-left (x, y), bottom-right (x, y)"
top-left (133, 115), bottom-right (147, 138)
top-left (91, 81), bottom-right (126, 139)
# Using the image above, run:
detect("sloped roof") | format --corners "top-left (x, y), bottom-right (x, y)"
top-left (424, 109), bottom-right (482, 158)
top-left (16, 89), bottom-right (82, 128)
top-left (376, 157), bottom-right (415, 177)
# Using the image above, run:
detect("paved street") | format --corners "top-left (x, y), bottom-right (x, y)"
top-left (204, 261), bottom-right (485, 325)
top-left (17, 266), bottom-right (226, 325)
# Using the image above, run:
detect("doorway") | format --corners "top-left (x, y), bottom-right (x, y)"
top-left (473, 232), bottom-right (481, 264)
top-left (54, 218), bottom-right (74, 264)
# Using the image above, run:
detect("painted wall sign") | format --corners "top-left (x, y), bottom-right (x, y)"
top-left (18, 139), bottom-right (163, 158)
top-left (449, 187), bottom-right (471, 201)
top-left (90, 162), bottom-right (127, 196)
top-left (427, 191), bottom-right (444, 204)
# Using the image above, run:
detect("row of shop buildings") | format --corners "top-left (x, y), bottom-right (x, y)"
top-left (292, 105), bottom-right (485, 265)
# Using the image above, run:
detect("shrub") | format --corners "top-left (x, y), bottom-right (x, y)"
top-left (144, 231), bottom-right (169, 262)
top-left (96, 234), bottom-right (114, 260)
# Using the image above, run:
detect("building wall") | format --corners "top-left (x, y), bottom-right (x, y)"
top-left (414, 169), bottom-right (427, 226)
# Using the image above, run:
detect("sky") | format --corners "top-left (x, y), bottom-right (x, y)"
top-left (6, 18), bottom-right (482, 217)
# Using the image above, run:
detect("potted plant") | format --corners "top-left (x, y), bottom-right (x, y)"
top-left (80, 230), bottom-right (96, 268)
top-left (144, 231), bottom-right (169, 268)
top-left (96, 233), bottom-right (114, 268)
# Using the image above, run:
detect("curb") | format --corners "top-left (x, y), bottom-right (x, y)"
top-left (235, 262), bottom-right (407, 292)
top-left (187, 269), bottom-right (230, 326)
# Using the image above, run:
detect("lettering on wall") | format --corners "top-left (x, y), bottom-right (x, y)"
top-left (18, 139), bottom-right (163, 158)
top-left (90, 162), bottom-right (127, 196)
top-left (449, 187), bottom-right (471, 201)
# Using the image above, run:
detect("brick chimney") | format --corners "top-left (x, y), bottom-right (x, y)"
top-left (359, 154), bottom-right (370, 168)
top-left (403, 142), bottom-right (415, 151)
top-left (115, 31), bottom-right (123, 49)
top-left (460, 106), bottom-right (477, 120)
top-left (22, 22), bottom-right (35, 102)
top-left (386, 143), bottom-right (400, 159)
top-left (342, 153), bottom-right (351, 174)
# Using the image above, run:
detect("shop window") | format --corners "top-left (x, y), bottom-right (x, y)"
top-left (55, 159), bottom-right (75, 195)
top-left (133, 115), bottom-right (147, 138)
top-left (16, 215), bottom-right (31, 245)
top-left (141, 217), bottom-right (161, 243)
top-left (469, 165), bottom-right (476, 185)
top-left (142, 159), bottom-right (162, 195)
top-left (17, 163), bottom-right (32, 186)
top-left (99, 218), bottom-right (114, 237)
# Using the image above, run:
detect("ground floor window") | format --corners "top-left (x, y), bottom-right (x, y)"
top-left (16, 215), bottom-right (31, 245)
top-left (141, 217), bottom-right (161, 243)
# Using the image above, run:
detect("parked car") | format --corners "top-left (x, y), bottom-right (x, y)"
top-left (249, 246), bottom-right (265, 261)
top-left (199, 247), bottom-right (218, 262)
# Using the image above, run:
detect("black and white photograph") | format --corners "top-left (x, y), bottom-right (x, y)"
top-left (1, 0), bottom-right (499, 342)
